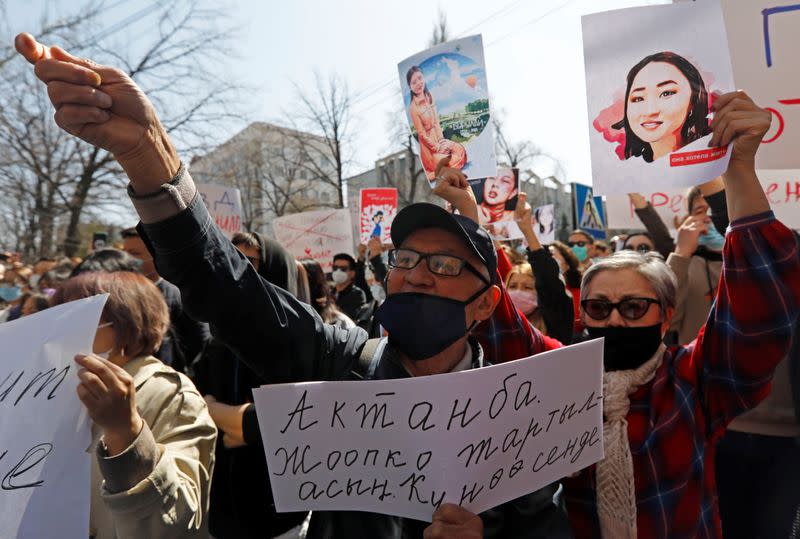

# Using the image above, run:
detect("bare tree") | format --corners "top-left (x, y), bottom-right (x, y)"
top-left (429, 9), bottom-right (450, 47)
top-left (0, 0), bottom-right (243, 258)
top-left (287, 72), bottom-right (353, 209)
top-left (492, 111), bottom-right (565, 184)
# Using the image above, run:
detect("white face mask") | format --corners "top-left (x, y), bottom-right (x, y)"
top-left (96, 321), bottom-right (113, 360)
top-left (332, 269), bottom-right (349, 285)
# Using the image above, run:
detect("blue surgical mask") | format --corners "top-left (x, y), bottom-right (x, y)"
top-left (0, 285), bottom-right (21, 302)
top-left (375, 287), bottom-right (487, 361)
top-left (697, 226), bottom-right (725, 252)
top-left (572, 245), bottom-right (588, 263)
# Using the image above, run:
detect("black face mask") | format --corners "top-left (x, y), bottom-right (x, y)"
top-left (375, 287), bottom-right (488, 361)
top-left (585, 324), bottom-right (663, 372)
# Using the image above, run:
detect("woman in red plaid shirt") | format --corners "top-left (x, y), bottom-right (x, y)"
top-left (424, 92), bottom-right (800, 539)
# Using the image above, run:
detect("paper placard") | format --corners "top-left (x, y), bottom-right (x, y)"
top-left (605, 170), bottom-right (800, 231)
top-left (196, 183), bottom-right (243, 239)
top-left (398, 35), bottom-right (497, 184)
top-left (273, 209), bottom-right (354, 273)
top-left (1, 295), bottom-right (107, 538)
top-left (253, 339), bottom-right (604, 522)
top-left (582, 0), bottom-right (735, 194)
top-left (360, 189), bottom-right (398, 244)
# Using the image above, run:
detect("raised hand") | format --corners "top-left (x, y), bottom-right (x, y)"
top-left (432, 157), bottom-right (479, 222)
top-left (709, 91), bottom-right (771, 166)
top-left (15, 32), bottom-right (179, 192)
top-left (674, 214), bottom-right (710, 258)
top-left (514, 192), bottom-right (540, 251)
top-left (75, 353), bottom-right (143, 456)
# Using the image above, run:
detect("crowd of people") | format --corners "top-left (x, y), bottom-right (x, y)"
top-left (2, 31), bottom-right (799, 539)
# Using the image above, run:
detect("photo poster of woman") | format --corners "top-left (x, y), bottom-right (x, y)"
top-left (485, 203), bottom-right (555, 244)
top-left (581, 0), bottom-right (735, 195)
top-left (469, 168), bottom-right (519, 228)
top-left (398, 34), bottom-right (497, 185)
top-left (359, 188), bottom-right (398, 244)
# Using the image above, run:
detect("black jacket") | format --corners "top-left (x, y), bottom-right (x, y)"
top-left (526, 248), bottom-right (575, 345)
top-left (155, 278), bottom-right (209, 373)
top-left (138, 194), bottom-right (572, 539)
top-left (334, 282), bottom-right (367, 321)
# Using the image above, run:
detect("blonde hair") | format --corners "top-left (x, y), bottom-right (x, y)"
top-left (505, 263), bottom-right (547, 335)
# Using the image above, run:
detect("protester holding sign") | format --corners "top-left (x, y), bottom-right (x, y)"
top-left (52, 271), bottom-right (217, 539)
top-left (506, 192), bottom-right (575, 345)
top-left (15, 33), bottom-right (572, 536)
top-left (406, 92), bottom-right (800, 538)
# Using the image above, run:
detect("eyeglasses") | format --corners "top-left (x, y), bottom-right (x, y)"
top-left (625, 244), bottom-right (652, 254)
top-left (388, 248), bottom-right (489, 283)
top-left (567, 241), bottom-right (588, 248)
top-left (581, 297), bottom-right (660, 321)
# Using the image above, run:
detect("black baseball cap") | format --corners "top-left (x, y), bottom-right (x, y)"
top-left (390, 203), bottom-right (497, 283)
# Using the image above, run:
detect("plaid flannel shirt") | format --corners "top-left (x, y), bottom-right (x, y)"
top-left (473, 247), bottom-right (562, 364)
top-left (564, 211), bottom-right (800, 539)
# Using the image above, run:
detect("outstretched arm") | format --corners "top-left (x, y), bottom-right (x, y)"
top-left (18, 34), bottom-right (367, 383)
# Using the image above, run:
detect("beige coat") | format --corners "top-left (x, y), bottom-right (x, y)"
top-left (667, 253), bottom-right (722, 345)
top-left (89, 355), bottom-right (217, 539)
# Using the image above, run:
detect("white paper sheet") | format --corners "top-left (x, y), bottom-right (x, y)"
top-left (253, 339), bottom-right (604, 522)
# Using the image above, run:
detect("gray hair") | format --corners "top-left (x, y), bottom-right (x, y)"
top-left (580, 250), bottom-right (678, 317)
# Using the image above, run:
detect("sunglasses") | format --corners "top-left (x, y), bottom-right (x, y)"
top-left (581, 297), bottom-right (660, 321)
top-left (332, 265), bottom-right (351, 272)
top-left (625, 244), bottom-right (652, 254)
top-left (388, 248), bottom-right (489, 283)
top-left (567, 241), bottom-right (588, 248)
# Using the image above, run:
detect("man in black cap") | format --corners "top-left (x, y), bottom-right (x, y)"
top-left (19, 34), bottom-right (572, 539)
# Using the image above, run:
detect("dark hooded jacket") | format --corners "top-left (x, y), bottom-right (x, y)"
top-left (190, 232), bottom-right (304, 538)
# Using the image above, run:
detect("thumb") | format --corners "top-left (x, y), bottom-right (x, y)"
top-left (434, 156), bottom-right (451, 177)
top-left (515, 192), bottom-right (527, 212)
top-left (15, 32), bottom-right (51, 64)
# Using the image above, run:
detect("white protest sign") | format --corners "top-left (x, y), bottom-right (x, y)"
top-left (582, 0), bottom-right (735, 195)
top-left (605, 170), bottom-right (800, 231)
top-left (1, 295), bottom-right (107, 539)
top-left (253, 339), bottom-right (604, 522)
top-left (196, 183), bottom-right (243, 239)
top-left (273, 209), bottom-right (354, 273)
top-left (677, 0), bottom-right (800, 169)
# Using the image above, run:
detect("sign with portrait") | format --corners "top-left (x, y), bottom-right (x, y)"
top-left (582, 0), bottom-right (736, 194)
top-left (359, 188), bottom-right (398, 244)
top-left (398, 35), bottom-right (496, 184)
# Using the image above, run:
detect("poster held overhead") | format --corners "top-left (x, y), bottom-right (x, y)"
top-left (196, 183), bottom-right (243, 239)
top-left (398, 35), bottom-right (496, 184)
top-left (582, 0), bottom-right (736, 194)
top-left (0, 295), bottom-right (108, 539)
top-left (360, 188), bottom-right (398, 244)
top-left (252, 339), bottom-right (604, 522)
top-left (273, 209), bottom-right (354, 273)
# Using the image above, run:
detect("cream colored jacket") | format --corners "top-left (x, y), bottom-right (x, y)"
top-left (89, 355), bottom-right (217, 539)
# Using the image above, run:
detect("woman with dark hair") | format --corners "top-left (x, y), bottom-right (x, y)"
top-left (406, 65), bottom-right (467, 179)
top-left (53, 271), bottom-right (216, 538)
top-left (622, 232), bottom-right (656, 253)
top-left (300, 258), bottom-right (355, 329)
top-left (612, 51), bottom-right (710, 162)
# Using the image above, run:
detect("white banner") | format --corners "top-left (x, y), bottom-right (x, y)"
top-left (253, 339), bottom-right (604, 522)
top-left (677, 0), bottom-right (800, 169)
top-left (273, 209), bottom-right (354, 273)
top-left (1, 295), bottom-right (107, 539)
top-left (196, 183), bottom-right (243, 239)
top-left (606, 170), bottom-right (800, 231)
